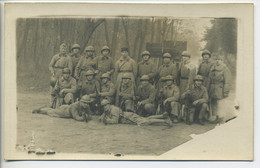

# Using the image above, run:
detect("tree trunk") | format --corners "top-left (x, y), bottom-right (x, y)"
top-left (111, 19), bottom-right (120, 57)
top-left (122, 18), bottom-right (130, 54)
top-left (133, 19), bottom-right (143, 60)
top-left (104, 19), bottom-right (110, 46)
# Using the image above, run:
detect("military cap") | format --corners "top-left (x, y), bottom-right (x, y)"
top-left (122, 73), bottom-right (131, 79)
top-left (72, 44), bottom-right (81, 50)
top-left (50, 76), bottom-right (57, 87)
top-left (141, 51), bottom-right (151, 57)
top-left (164, 75), bottom-right (174, 81)
top-left (101, 99), bottom-right (111, 106)
top-left (101, 73), bottom-right (111, 79)
top-left (193, 75), bottom-right (204, 82)
top-left (80, 95), bottom-right (92, 103)
top-left (162, 52), bottom-right (172, 58)
top-left (140, 75), bottom-right (150, 81)
top-left (60, 43), bottom-right (67, 49)
top-left (201, 50), bottom-right (211, 57)
top-left (101, 46), bottom-right (110, 53)
top-left (121, 47), bottom-right (129, 52)
top-left (85, 70), bottom-right (95, 76)
top-left (85, 45), bottom-right (95, 52)
top-left (62, 68), bottom-right (71, 74)
top-left (181, 51), bottom-right (191, 57)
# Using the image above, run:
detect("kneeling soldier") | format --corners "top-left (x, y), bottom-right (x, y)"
top-left (32, 95), bottom-right (92, 122)
top-left (158, 75), bottom-right (180, 123)
top-left (181, 75), bottom-right (209, 125)
top-left (53, 68), bottom-right (77, 108)
top-left (99, 99), bottom-right (172, 127)
top-left (100, 73), bottom-right (116, 103)
top-left (136, 75), bottom-right (156, 117)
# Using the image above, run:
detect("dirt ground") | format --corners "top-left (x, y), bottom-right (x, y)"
top-left (16, 90), bottom-right (216, 156)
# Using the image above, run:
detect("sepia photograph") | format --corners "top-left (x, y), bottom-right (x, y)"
top-left (4, 3), bottom-right (254, 160)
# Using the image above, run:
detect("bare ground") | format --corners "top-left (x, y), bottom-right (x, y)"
top-left (17, 91), bottom-right (216, 155)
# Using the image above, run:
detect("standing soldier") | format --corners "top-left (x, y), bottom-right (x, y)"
top-left (114, 47), bottom-right (137, 88)
top-left (53, 68), bottom-right (77, 108)
top-left (208, 55), bottom-right (231, 122)
top-left (70, 43), bottom-right (82, 78)
top-left (181, 75), bottom-right (209, 125)
top-left (94, 46), bottom-right (114, 81)
top-left (74, 45), bottom-right (97, 80)
top-left (99, 73), bottom-right (116, 104)
top-left (77, 69), bottom-right (100, 114)
top-left (116, 73), bottom-right (135, 112)
top-left (197, 50), bottom-right (214, 90)
top-left (156, 52), bottom-right (178, 91)
top-left (49, 43), bottom-right (73, 108)
top-left (135, 75), bottom-right (156, 117)
top-left (136, 51), bottom-right (156, 85)
top-left (179, 51), bottom-right (197, 94)
top-left (158, 75), bottom-right (180, 123)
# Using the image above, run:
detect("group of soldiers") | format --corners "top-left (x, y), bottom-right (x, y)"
top-left (32, 42), bottom-right (231, 127)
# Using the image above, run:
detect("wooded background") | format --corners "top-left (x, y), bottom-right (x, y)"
top-left (16, 17), bottom-right (237, 92)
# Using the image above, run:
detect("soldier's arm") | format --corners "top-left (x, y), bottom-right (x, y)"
top-left (53, 79), bottom-right (60, 92)
top-left (142, 87), bottom-right (156, 104)
top-left (64, 78), bottom-right (77, 94)
top-left (49, 55), bottom-right (57, 74)
top-left (101, 83), bottom-right (115, 97)
top-left (197, 87), bottom-right (209, 104)
top-left (167, 86), bottom-right (180, 102)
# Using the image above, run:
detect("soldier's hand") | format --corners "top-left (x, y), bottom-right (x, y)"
top-left (163, 99), bottom-right (168, 106)
top-left (192, 100), bottom-right (199, 106)
top-left (137, 101), bottom-right (142, 106)
top-left (59, 89), bottom-right (65, 95)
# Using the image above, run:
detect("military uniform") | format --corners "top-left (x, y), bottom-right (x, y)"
top-left (74, 46), bottom-right (96, 80)
top-left (179, 51), bottom-right (196, 94)
top-left (181, 75), bottom-right (209, 124)
top-left (100, 81), bottom-right (115, 103)
top-left (208, 60), bottom-right (231, 118)
top-left (70, 44), bottom-right (82, 77)
top-left (136, 76), bottom-right (156, 116)
top-left (100, 104), bottom-right (124, 124)
top-left (156, 53), bottom-right (178, 91)
top-left (114, 48), bottom-right (137, 88)
top-left (197, 50), bottom-right (214, 90)
top-left (54, 75), bottom-right (77, 107)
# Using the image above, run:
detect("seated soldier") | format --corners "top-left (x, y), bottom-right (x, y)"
top-left (77, 69), bottom-right (101, 114)
top-left (116, 73), bottom-right (135, 112)
top-left (32, 95), bottom-right (92, 122)
top-left (136, 75), bottom-right (156, 117)
top-left (99, 99), bottom-right (173, 127)
top-left (181, 75), bottom-right (209, 125)
top-left (53, 68), bottom-right (77, 108)
top-left (158, 75), bottom-right (180, 123)
top-left (99, 73), bottom-right (115, 104)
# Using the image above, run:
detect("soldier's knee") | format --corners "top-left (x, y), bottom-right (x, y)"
top-left (201, 103), bottom-right (208, 109)
top-left (64, 93), bottom-right (74, 104)
top-left (170, 101), bottom-right (178, 107)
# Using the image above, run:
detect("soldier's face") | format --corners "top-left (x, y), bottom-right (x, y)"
top-left (72, 48), bottom-right (80, 54)
top-left (63, 73), bottom-right (70, 80)
top-left (203, 54), bottom-right (210, 60)
top-left (121, 51), bottom-right (128, 58)
top-left (86, 51), bottom-right (94, 56)
top-left (143, 55), bottom-right (150, 61)
top-left (102, 78), bottom-right (108, 84)
top-left (60, 47), bottom-right (67, 54)
top-left (166, 80), bottom-right (173, 86)
top-left (182, 56), bottom-right (190, 63)
top-left (163, 58), bottom-right (171, 64)
top-left (102, 50), bottom-right (109, 56)
top-left (195, 80), bottom-right (203, 87)
top-left (216, 59), bottom-right (223, 65)
top-left (86, 75), bottom-right (94, 81)
top-left (141, 80), bottom-right (149, 86)
top-left (122, 78), bottom-right (130, 84)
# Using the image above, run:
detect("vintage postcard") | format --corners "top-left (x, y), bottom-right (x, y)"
top-left (4, 3), bottom-right (253, 160)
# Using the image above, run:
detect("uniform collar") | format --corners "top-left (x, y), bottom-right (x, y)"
top-left (163, 62), bottom-right (172, 67)
top-left (120, 56), bottom-right (130, 61)
top-left (101, 55), bottom-right (109, 60)
top-left (142, 60), bottom-right (150, 65)
top-left (59, 53), bottom-right (66, 57)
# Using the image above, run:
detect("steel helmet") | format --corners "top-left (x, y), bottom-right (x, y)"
top-left (101, 73), bottom-right (111, 80)
top-left (193, 75), bottom-right (204, 82)
top-left (101, 99), bottom-right (111, 106)
top-left (141, 51), bottom-right (151, 57)
top-left (122, 73), bottom-right (131, 79)
top-left (140, 75), bottom-right (149, 81)
top-left (181, 51), bottom-right (191, 58)
top-left (80, 95), bottom-right (92, 103)
top-left (201, 50), bottom-right (211, 57)
top-left (101, 46), bottom-right (110, 53)
top-left (85, 45), bottom-right (95, 52)
top-left (72, 44), bottom-right (81, 50)
top-left (85, 70), bottom-right (95, 76)
top-left (162, 52), bottom-right (172, 58)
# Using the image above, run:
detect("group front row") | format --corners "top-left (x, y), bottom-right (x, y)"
top-left (33, 72), bottom-right (213, 127)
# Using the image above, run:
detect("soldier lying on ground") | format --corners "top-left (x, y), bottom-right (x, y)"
top-left (32, 95), bottom-right (92, 122)
top-left (181, 75), bottom-right (209, 125)
top-left (99, 99), bottom-right (173, 127)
